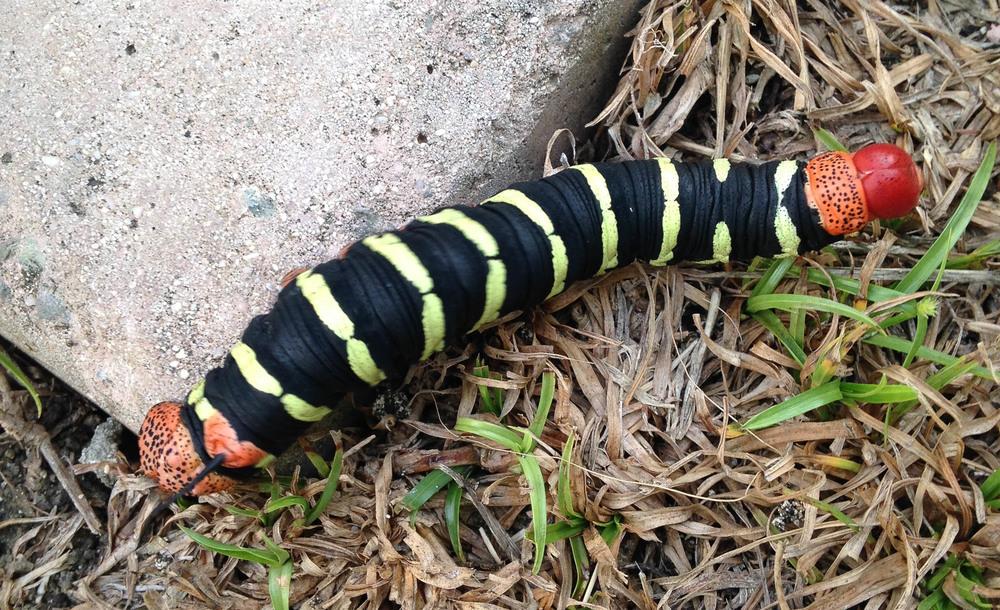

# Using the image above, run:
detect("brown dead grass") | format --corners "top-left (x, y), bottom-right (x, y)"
top-left (46, 0), bottom-right (1000, 608)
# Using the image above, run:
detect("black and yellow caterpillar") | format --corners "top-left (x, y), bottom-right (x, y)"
top-left (139, 144), bottom-right (923, 496)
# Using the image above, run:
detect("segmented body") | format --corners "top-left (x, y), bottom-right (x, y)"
top-left (139, 145), bottom-right (922, 496)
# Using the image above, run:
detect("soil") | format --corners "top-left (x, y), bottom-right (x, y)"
top-left (0, 337), bottom-right (131, 608)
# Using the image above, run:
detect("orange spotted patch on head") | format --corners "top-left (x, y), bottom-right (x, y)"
top-left (203, 411), bottom-right (270, 469)
top-left (138, 401), bottom-right (237, 495)
top-left (804, 151), bottom-right (869, 235)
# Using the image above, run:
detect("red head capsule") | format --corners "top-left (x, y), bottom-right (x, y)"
top-left (139, 402), bottom-right (239, 495)
top-left (805, 143), bottom-right (922, 235)
top-left (851, 143), bottom-right (924, 220)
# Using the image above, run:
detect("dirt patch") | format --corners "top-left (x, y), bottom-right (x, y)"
top-left (0, 337), bottom-right (126, 608)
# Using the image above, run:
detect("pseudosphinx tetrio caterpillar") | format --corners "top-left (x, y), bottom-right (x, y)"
top-left (138, 144), bottom-right (922, 497)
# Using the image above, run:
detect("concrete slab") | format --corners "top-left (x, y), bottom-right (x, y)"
top-left (0, 0), bottom-right (641, 432)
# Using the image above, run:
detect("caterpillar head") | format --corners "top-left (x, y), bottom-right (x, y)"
top-left (805, 143), bottom-right (923, 235)
top-left (139, 401), bottom-right (238, 495)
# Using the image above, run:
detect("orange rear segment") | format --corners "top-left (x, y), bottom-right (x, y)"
top-left (804, 151), bottom-right (869, 235)
top-left (203, 411), bottom-right (270, 469)
top-left (138, 402), bottom-right (238, 495)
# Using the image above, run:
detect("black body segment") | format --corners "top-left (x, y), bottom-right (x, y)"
top-left (183, 157), bottom-right (839, 473)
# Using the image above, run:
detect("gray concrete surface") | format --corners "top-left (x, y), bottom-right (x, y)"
top-left (0, 0), bottom-right (641, 432)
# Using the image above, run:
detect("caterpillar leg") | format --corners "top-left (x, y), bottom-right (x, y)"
top-left (138, 402), bottom-right (238, 495)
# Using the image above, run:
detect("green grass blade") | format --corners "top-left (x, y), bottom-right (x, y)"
top-left (558, 432), bottom-right (580, 518)
top-left (946, 238), bottom-right (1000, 270)
top-left (916, 589), bottom-right (948, 610)
top-left (224, 506), bottom-right (261, 519)
top-left (302, 445), bottom-right (331, 478)
top-left (895, 141), bottom-right (996, 294)
top-left (400, 466), bottom-right (471, 515)
top-left (840, 381), bottom-right (917, 404)
top-left (750, 310), bottom-right (807, 366)
top-left (927, 556), bottom-right (962, 591)
top-left (473, 361), bottom-right (503, 416)
top-left (747, 294), bottom-right (882, 330)
top-left (528, 373), bottom-right (556, 440)
top-left (755, 259), bottom-right (921, 316)
top-left (598, 514), bottom-right (623, 547)
top-left (261, 472), bottom-right (284, 526)
top-left (902, 311), bottom-right (929, 368)
top-left (750, 256), bottom-right (797, 298)
top-left (740, 382), bottom-right (844, 431)
top-left (260, 531), bottom-right (291, 564)
top-left (862, 334), bottom-right (995, 380)
top-left (814, 129), bottom-right (848, 152)
top-left (517, 453), bottom-right (548, 574)
top-left (304, 448), bottom-right (343, 526)
top-left (536, 518), bottom-right (588, 544)
top-left (455, 418), bottom-right (525, 452)
top-left (954, 567), bottom-right (990, 608)
top-left (178, 525), bottom-right (286, 566)
top-left (569, 534), bottom-right (590, 599)
top-left (789, 306), bottom-right (806, 351)
top-left (802, 496), bottom-right (860, 533)
top-left (401, 470), bottom-right (452, 514)
top-left (268, 560), bottom-right (293, 610)
top-left (0, 347), bottom-right (43, 416)
top-left (264, 496), bottom-right (311, 516)
top-left (927, 358), bottom-right (982, 390)
top-left (805, 270), bottom-right (918, 316)
top-left (445, 481), bottom-right (465, 563)
top-left (980, 469), bottom-right (1000, 503)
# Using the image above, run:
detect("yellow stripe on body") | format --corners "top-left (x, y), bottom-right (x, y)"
top-left (710, 160), bottom-right (733, 262)
top-left (362, 233), bottom-right (446, 360)
top-left (194, 396), bottom-right (216, 421)
top-left (231, 342), bottom-right (283, 396)
top-left (187, 379), bottom-right (206, 407)
top-left (281, 394), bottom-right (331, 422)
top-left (231, 341), bottom-right (332, 422)
top-left (188, 379), bottom-right (217, 422)
top-left (712, 222), bottom-right (732, 263)
top-left (573, 165), bottom-right (619, 273)
top-left (713, 158), bottom-right (731, 183)
top-left (772, 160), bottom-right (802, 256)
top-left (296, 270), bottom-right (386, 386)
top-left (418, 208), bottom-right (507, 330)
top-left (651, 159), bottom-right (681, 266)
top-left (489, 189), bottom-right (568, 299)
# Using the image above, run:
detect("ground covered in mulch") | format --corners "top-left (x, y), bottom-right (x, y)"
top-left (2, 0), bottom-right (1000, 608)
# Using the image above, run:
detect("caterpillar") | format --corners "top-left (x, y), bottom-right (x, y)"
top-left (138, 143), bottom-right (922, 497)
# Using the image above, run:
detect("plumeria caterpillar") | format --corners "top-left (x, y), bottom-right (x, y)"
top-left (139, 143), bottom-right (923, 498)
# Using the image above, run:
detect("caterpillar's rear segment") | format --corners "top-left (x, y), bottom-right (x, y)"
top-left (804, 143), bottom-right (921, 235)
top-left (139, 402), bottom-right (239, 495)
